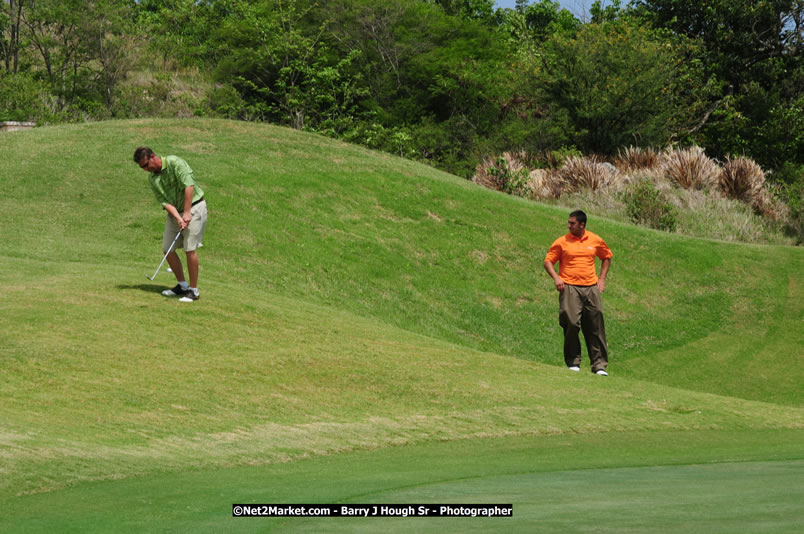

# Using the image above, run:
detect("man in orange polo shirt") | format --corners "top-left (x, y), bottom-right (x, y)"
top-left (544, 210), bottom-right (613, 375)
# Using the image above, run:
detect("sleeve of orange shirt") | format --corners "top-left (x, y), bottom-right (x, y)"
top-left (596, 237), bottom-right (613, 261)
top-left (545, 238), bottom-right (563, 266)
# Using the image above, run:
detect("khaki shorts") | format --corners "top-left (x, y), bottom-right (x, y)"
top-left (163, 200), bottom-right (207, 253)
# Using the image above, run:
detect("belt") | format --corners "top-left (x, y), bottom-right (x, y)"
top-left (192, 197), bottom-right (205, 206)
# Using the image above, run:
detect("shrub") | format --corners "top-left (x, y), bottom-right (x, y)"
top-left (0, 73), bottom-right (52, 122)
top-left (661, 146), bottom-right (720, 190)
top-left (751, 186), bottom-right (789, 222)
top-left (203, 85), bottom-right (247, 119)
top-left (622, 178), bottom-right (678, 232)
top-left (541, 146), bottom-right (583, 169)
top-left (557, 156), bottom-right (620, 194)
top-left (770, 162), bottom-right (804, 187)
top-left (523, 168), bottom-right (562, 200)
top-left (472, 152), bottom-right (531, 195)
top-left (775, 174), bottom-right (804, 244)
top-left (616, 146), bottom-right (660, 172)
top-left (719, 156), bottom-right (765, 204)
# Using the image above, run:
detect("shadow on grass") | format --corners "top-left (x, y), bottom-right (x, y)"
top-left (116, 284), bottom-right (165, 294)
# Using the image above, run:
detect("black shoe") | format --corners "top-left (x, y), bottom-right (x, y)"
top-left (161, 284), bottom-right (188, 297)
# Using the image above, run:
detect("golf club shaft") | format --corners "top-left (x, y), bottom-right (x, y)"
top-left (148, 229), bottom-right (182, 280)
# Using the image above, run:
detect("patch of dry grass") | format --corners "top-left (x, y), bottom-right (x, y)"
top-left (661, 146), bottom-right (720, 190)
top-left (616, 146), bottom-right (660, 172)
top-left (558, 156), bottom-right (621, 193)
top-left (523, 168), bottom-right (561, 200)
top-left (719, 156), bottom-right (765, 203)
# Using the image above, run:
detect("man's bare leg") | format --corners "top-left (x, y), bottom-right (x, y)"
top-left (186, 250), bottom-right (199, 289)
top-left (166, 250), bottom-right (185, 282)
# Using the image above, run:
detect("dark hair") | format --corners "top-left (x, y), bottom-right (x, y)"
top-left (569, 210), bottom-right (587, 225)
top-left (133, 146), bottom-right (154, 164)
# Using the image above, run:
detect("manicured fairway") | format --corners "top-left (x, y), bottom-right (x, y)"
top-left (341, 461), bottom-right (803, 533)
top-left (3, 430), bottom-right (802, 533)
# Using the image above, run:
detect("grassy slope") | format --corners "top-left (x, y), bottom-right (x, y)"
top-left (3, 120), bottom-right (800, 402)
top-left (0, 119), bottom-right (802, 517)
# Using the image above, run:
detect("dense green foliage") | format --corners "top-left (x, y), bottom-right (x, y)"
top-left (2, 0), bottom-right (802, 183)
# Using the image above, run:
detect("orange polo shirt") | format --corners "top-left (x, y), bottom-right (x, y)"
top-left (545, 230), bottom-right (613, 286)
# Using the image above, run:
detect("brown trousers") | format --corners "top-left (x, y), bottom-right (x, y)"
top-left (559, 284), bottom-right (609, 372)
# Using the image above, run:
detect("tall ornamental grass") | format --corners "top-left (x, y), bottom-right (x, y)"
top-left (661, 146), bottom-right (720, 190)
top-left (472, 145), bottom-right (795, 244)
top-left (719, 156), bottom-right (765, 204)
top-left (617, 146), bottom-right (660, 172)
top-left (557, 156), bottom-right (621, 194)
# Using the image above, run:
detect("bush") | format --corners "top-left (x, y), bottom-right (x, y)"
top-left (0, 73), bottom-right (52, 122)
top-left (719, 156), bottom-right (765, 204)
top-left (661, 146), bottom-right (720, 190)
top-left (776, 173), bottom-right (804, 244)
top-left (557, 156), bottom-right (620, 194)
top-left (205, 85), bottom-right (252, 120)
top-left (616, 146), bottom-right (660, 172)
top-left (751, 185), bottom-right (789, 222)
top-left (473, 152), bottom-right (531, 195)
top-left (622, 178), bottom-right (678, 232)
top-left (523, 168), bottom-right (562, 200)
top-left (541, 146), bottom-right (582, 169)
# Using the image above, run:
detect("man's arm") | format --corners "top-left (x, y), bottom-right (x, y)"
top-left (181, 185), bottom-right (194, 226)
top-left (164, 204), bottom-right (186, 230)
top-left (544, 261), bottom-right (565, 292)
top-left (597, 257), bottom-right (611, 292)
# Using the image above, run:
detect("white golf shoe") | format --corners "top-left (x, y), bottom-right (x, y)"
top-left (179, 290), bottom-right (200, 302)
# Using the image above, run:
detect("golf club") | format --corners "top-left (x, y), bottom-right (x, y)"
top-left (146, 229), bottom-right (182, 280)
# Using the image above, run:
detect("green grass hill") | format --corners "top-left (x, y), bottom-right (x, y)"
top-left (1, 119), bottom-right (802, 532)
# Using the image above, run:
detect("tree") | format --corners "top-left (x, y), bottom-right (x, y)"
top-left (536, 19), bottom-right (698, 154)
top-left (633, 0), bottom-right (804, 170)
top-left (212, 0), bottom-right (370, 131)
top-left (426, 0), bottom-right (497, 22)
top-left (523, 0), bottom-right (580, 40)
top-left (21, 0), bottom-right (87, 109)
top-left (1, 0), bottom-right (25, 73)
top-left (134, 0), bottom-right (220, 67)
top-left (633, 0), bottom-right (801, 88)
top-left (87, 0), bottom-right (137, 112)
top-left (18, 0), bottom-right (136, 113)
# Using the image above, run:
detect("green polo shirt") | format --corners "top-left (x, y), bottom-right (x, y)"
top-left (148, 155), bottom-right (204, 212)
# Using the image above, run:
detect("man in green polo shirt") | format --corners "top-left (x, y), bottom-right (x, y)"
top-left (134, 147), bottom-right (207, 302)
